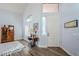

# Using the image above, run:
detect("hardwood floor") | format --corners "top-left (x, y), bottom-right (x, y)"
top-left (10, 40), bottom-right (69, 56)
top-left (29, 47), bottom-right (69, 56)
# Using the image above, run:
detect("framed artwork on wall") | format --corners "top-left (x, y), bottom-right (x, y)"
top-left (64, 20), bottom-right (78, 28)
top-left (33, 23), bottom-right (39, 33)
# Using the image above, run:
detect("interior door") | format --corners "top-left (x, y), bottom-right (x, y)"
top-left (46, 13), bottom-right (59, 47)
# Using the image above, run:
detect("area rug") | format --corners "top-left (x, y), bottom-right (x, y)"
top-left (0, 41), bottom-right (24, 56)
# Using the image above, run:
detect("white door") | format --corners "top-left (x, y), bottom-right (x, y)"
top-left (45, 13), bottom-right (60, 47)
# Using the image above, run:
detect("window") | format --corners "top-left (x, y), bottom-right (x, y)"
top-left (42, 16), bottom-right (47, 35)
top-left (25, 16), bottom-right (32, 36)
top-left (25, 25), bottom-right (30, 36)
top-left (43, 4), bottom-right (58, 13)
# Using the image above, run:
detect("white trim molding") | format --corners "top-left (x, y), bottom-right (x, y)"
top-left (37, 44), bottom-right (48, 48)
top-left (60, 46), bottom-right (74, 56)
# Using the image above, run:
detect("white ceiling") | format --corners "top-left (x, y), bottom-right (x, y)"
top-left (0, 3), bottom-right (27, 14)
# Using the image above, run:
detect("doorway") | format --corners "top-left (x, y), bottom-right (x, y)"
top-left (42, 13), bottom-right (60, 47)
top-left (42, 4), bottom-right (60, 47)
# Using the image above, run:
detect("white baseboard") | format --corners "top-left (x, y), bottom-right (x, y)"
top-left (37, 45), bottom-right (48, 48)
top-left (15, 39), bottom-right (23, 40)
top-left (48, 45), bottom-right (59, 47)
top-left (37, 44), bottom-right (59, 48)
top-left (61, 46), bottom-right (74, 56)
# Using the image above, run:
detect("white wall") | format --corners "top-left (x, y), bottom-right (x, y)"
top-left (60, 3), bottom-right (79, 56)
top-left (0, 3), bottom-right (27, 15)
top-left (23, 4), bottom-right (42, 46)
top-left (0, 9), bottom-right (23, 40)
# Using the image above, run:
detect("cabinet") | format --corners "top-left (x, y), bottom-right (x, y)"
top-left (1, 25), bottom-right (14, 43)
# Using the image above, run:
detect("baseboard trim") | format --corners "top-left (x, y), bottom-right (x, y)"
top-left (60, 46), bottom-right (73, 56)
top-left (48, 46), bottom-right (59, 47)
top-left (15, 39), bottom-right (23, 40)
top-left (37, 45), bottom-right (48, 48)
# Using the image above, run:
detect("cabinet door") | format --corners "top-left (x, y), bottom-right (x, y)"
top-left (7, 30), bottom-right (14, 42)
top-left (1, 31), bottom-right (7, 43)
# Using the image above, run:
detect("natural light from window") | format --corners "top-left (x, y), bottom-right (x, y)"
top-left (25, 16), bottom-right (32, 36)
top-left (43, 4), bottom-right (58, 13)
top-left (42, 16), bottom-right (47, 35)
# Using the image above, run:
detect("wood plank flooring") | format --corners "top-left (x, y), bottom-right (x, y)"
top-left (9, 40), bottom-right (69, 56)
top-left (29, 47), bottom-right (69, 56)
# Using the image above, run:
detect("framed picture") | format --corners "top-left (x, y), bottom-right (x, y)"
top-left (33, 23), bottom-right (39, 33)
top-left (64, 20), bottom-right (78, 28)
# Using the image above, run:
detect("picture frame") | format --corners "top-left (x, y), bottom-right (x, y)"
top-left (33, 23), bottom-right (39, 33)
top-left (64, 20), bottom-right (78, 28)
